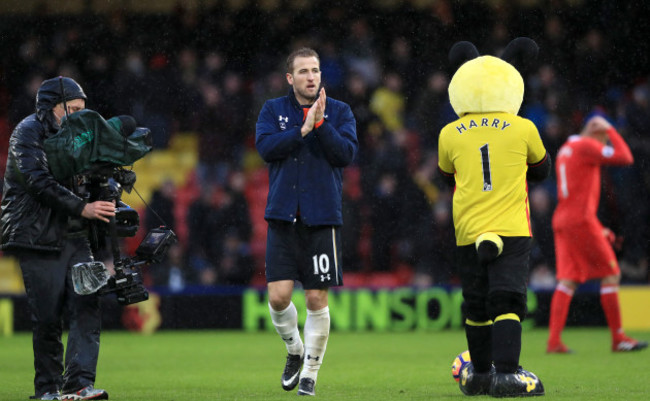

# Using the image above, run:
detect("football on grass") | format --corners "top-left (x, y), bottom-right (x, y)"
top-left (451, 350), bottom-right (471, 382)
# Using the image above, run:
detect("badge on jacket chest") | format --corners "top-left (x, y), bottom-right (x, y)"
top-left (278, 115), bottom-right (289, 130)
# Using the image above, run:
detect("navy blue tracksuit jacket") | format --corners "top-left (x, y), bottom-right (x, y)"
top-left (255, 89), bottom-right (358, 226)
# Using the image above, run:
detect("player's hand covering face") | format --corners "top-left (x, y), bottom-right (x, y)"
top-left (581, 115), bottom-right (612, 143)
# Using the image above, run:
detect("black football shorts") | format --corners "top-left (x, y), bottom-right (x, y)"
top-left (456, 236), bottom-right (532, 296)
top-left (265, 218), bottom-right (344, 289)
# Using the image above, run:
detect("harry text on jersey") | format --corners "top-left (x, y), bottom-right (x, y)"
top-left (455, 117), bottom-right (511, 134)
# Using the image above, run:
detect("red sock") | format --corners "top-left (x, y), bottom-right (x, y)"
top-left (600, 284), bottom-right (624, 343)
top-left (548, 283), bottom-right (574, 346)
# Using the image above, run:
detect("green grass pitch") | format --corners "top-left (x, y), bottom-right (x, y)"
top-left (1, 328), bottom-right (648, 400)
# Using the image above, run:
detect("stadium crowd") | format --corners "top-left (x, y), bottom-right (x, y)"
top-left (0, 0), bottom-right (649, 291)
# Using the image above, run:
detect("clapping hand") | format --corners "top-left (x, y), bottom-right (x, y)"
top-left (301, 88), bottom-right (326, 137)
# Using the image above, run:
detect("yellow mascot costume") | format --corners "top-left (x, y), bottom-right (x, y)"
top-left (439, 38), bottom-right (549, 397)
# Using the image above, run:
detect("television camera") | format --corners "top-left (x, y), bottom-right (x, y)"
top-left (73, 164), bottom-right (177, 305)
top-left (44, 78), bottom-right (177, 305)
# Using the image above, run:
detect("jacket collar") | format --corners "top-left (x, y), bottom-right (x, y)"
top-left (39, 111), bottom-right (61, 137)
top-left (288, 87), bottom-right (321, 110)
top-left (288, 88), bottom-right (302, 110)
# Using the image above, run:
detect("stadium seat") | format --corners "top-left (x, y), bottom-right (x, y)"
top-left (122, 132), bottom-right (199, 210)
top-left (0, 255), bottom-right (25, 294)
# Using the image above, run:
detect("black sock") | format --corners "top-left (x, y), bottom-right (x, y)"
top-left (492, 319), bottom-right (521, 373)
top-left (465, 324), bottom-right (492, 373)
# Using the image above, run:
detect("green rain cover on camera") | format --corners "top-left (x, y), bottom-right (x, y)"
top-left (44, 109), bottom-right (152, 180)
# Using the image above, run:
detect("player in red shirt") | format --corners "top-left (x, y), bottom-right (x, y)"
top-left (547, 115), bottom-right (648, 353)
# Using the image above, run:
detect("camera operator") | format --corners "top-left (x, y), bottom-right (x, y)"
top-left (1, 77), bottom-right (112, 400)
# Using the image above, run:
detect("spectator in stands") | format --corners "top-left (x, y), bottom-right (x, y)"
top-left (252, 70), bottom-right (286, 120)
top-left (385, 36), bottom-right (421, 107)
top-left (174, 47), bottom-right (203, 132)
top-left (538, 15), bottom-right (572, 76)
top-left (149, 243), bottom-right (194, 292)
top-left (84, 53), bottom-right (117, 117)
top-left (342, 17), bottom-right (381, 87)
top-left (341, 168), bottom-right (363, 272)
top-left (573, 29), bottom-right (610, 111)
top-left (340, 72), bottom-right (373, 134)
top-left (145, 178), bottom-right (176, 233)
top-left (413, 70), bottom-right (453, 149)
top-left (216, 229), bottom-right (254, 285)
top-left (529, 185), bottom-right (556, 271)
top-left (428, 200), bottom-right (456, 283)
top-left (186, 179), bottom-right (252, 285)
top-left (407, 152), bottom-right (455, 285)
top-left (370, 171), bottom-right (402, 272)
top-left (195, 83), bottom-right (231, 185)
top-left (319, 40), bottom-right (346, 98)
top-left (198, 50), bottom-right (226, 86)
top-left (369, 71), bottom-right (406, 132)
top-left (220, 70), bottom-right (252, 168)
top-left (224, 170), bottom-right (253, 243)
top-left (9, 72), bottom-right (44, 126)
top-left (187, 184), bottom-right (219, 278)
top-left (114, 49), bottom-right (148, 125)
top-left (621, 83), bottom-right (650, 271)
top-left (139, 53), bottom-right (178, 149)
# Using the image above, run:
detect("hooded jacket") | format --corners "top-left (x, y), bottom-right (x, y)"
top-left (255, 89), bottom-right (358, 226)
top-left (1, 77), bottom-right (88, 252)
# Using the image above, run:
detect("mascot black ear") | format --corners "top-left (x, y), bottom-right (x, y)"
top-left (448, 41), bottom-right (480, 71)
top-left (500, 37), bottom-right (539, 74)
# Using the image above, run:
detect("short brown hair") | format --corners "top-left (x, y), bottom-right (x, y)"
top-left (286, 47), bottom-right (320, 73)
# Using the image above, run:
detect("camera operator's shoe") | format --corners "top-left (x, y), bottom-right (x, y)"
top-left (459, 362), bottom-right (494, 396)
top-left (30, 391), bottom-right (60, 400)
top-left (490, 367), bottom-right (544, 397)
top-left (297, 378), bottom-right (315, 396)
top-left (60, 385), bottom-right (108, 400)
top-left (613, 336), bottom-right (648, 352)
top-left (282, 353), bottom-right (304, 391)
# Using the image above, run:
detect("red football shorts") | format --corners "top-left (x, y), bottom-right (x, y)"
top-left (553, 221), bottom-right (620, 283)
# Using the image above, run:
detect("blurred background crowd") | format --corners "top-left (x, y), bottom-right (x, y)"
top-left (0, 0), bottom-right (649, 292)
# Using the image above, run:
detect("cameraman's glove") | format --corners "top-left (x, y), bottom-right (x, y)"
top-left (72, 261), bottom-right (110, 295)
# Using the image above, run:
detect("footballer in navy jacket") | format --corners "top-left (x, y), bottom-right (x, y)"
top-left (255, 47), bottom-right (357, 396)
top-left (255, 88), bottom-right (358, 226)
